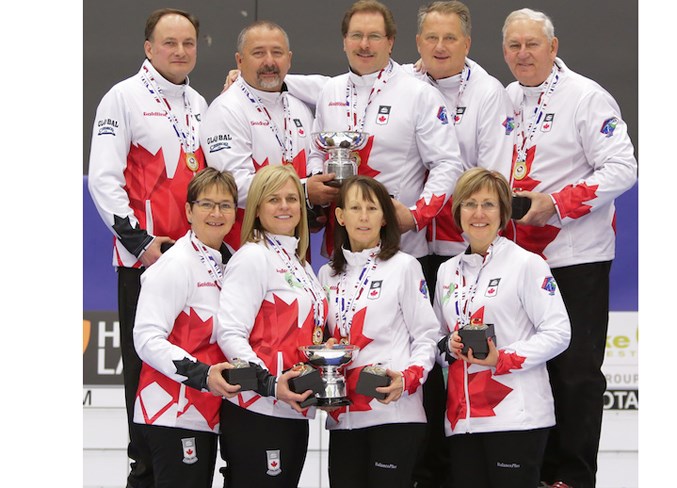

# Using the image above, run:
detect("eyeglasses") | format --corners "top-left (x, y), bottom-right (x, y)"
top-left (192, 200), bottom-right (236, 212)
top-left (346, 32), bottom-right (388, 43)
top-left (460, 201), bottom-right (499, 212)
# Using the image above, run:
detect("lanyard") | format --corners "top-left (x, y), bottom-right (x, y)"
top-left (453, 245), bottom-right (493, 328)
top-left (334, 249), bottom-right (378, 339)
top-left (345, 60), bottom-right (394, 132)
top-left (237, 78), bottom-right (295, 163)
top-left (190, 231), bottom-right (224, 290)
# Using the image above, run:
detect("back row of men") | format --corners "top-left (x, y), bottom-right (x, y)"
top-left (87, 2), bottom-right (637, 488)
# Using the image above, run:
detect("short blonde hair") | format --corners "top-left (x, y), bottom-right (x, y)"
top-left (241, 165), bottom-right (309, 264)
top-left (452, 168), bottom-right (512, 231)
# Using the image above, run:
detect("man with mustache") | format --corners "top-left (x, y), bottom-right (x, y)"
top-left (307, 0), bottom-right (464, 264)
top-left (201, 20), bottom-right (338, 251)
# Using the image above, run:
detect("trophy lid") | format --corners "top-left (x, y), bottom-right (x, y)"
top-left (299, 344), bottom-right (359, 366)
top-left (311, 131), bottom-right (370, 151)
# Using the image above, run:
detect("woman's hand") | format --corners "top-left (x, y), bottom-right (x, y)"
top-left (276, 367), bottom-right (314, 413)
top-left (457, 337), bottom-right (499, 367)
top-left (375, 369), bottom-right (404, 404)
top-left (206, 362), bottom-right (242, 399)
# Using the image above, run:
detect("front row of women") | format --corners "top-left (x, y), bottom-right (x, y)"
top-left (132, 164), bottom-right (571, 488)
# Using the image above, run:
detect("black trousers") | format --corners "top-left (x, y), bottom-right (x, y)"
top-left (118, 267), bottom-right (154, 488)
top-left (447, 428), bottom-right (550, 488)
top-left (329, 423), bottom-right (426, 488)
top-left (540, 261), bottom-right (612, 488)
top-left (219, 399), bottom-right (309, 488)
top-left (137, 424), bottom-right (218, 488)
top-left (411, 254), bottom-right (453, 488)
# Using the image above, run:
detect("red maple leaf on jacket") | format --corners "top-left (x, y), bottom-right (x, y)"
top-left (429, 196), bottom-right (465, 243)
top-left (552, 182), bottom-right (599, 220)
top-left (413, 194), bottom-right (446, 230)
top-left (355, 136), bottom-right (380, 178)
top-left (509, 145), bottom-right (540, 192)
top-left (446, 361), bottom-right (513, 430)
top-left (495, 351), bottom-right (526, 376)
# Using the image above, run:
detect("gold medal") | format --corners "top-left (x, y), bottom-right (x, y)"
top-left (351, 151), bottom-right (361, 167)
top-left (513, 160), bottom-right (527, 181)
top-left (339, 337), bottom-right (350, 345)
top-left (185, 152), bottom-right (199, 172)
top-left (312, 325), bottom-right (323, 345)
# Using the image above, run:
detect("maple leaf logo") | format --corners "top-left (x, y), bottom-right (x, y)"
top-left (446, 361), bottom-right (513, 430)
top-left (356, 136), bottom-right (380, 178)
top-left (412, 193), bottom-right (446, 229)
top-left (552, 182), bottom-right (599, 220)
top-left (495, 351), bottom-right (526, 375)
top-left (252, 156), bottom-right (270, 173)
top-left (430, 196), bottom-right (465, 244)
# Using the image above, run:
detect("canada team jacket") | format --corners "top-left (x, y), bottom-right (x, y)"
top-left (133, 231), bottom-right (228, 433)
top-left (88, 60), bottom-right (208, 267)
top-left (318, 247), bottom-right (438, 430)
top-left (433, 236), bottom-right (571, 436)
top-left (503, 57), bottom-right (637, 268)
top-left (216, 235), bottom-right (327, 420)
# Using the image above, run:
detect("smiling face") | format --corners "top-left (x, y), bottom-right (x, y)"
top-left (503, 18), bottom-right (558, 87)
top-left (186, 185), bottom-right (236, 250)
top-left (236, 25), bottom-right (292, 92)
top-left (336, 184), bottom-right (385, 252)
top-left (459, 186), bottom-right (501, 255)
top-left (343, 11), bottom-right (394, 76)
top-left (256, 178), bottom-right (301, 236)
top-left (144, 13), bottom-right (197, 84)
top-left (416, 11), bottom-right (470, 80)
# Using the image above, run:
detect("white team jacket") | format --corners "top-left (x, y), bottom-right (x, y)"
top-left (318, 247), bottom-right (438, 430)
top-left (433, 236), bottom-right (571, 436)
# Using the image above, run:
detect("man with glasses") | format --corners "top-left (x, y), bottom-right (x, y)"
top-left (201, 20), bottom-right (338, 251)
top-left (501, 9), bottom-right (637, 488)
top-left (307, 0), bottom-right (464, 263)
top-left (87, 8), bottom-right (206, 488)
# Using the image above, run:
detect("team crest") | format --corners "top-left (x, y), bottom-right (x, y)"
top-left (266, 450), bottom-right (282, 476)
top-left (541, 113), bottom-right (555, 132)
top-left (368, 280), bottom-right (383, 300)
top-left (419, 280), bottom-right (429, 300)
top-left (376, 105), bottom-right (391, 125)
top-left (600, 117), bottom-right (619, 138)
top-left (293, 118), bottom-right (306, 137)
top-left (485, 278), bottom-right (501, 297)
top-left (541, 276), bottom-right (557, 295)
top-left (454, 106), bottom-right (466, 125)
top-left (437, 106), bottom-right (449, 125)
top-left (502, 116), bottom-right (515, 135)
top-left (181, 437), bottom-right (198, 465)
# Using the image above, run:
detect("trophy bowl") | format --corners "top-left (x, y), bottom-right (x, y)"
top-left (298, 344), bottom-right (359, 406)
top-left (312, 131), bottom-right (370, 187)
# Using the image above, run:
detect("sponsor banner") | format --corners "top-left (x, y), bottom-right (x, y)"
top-left (83, 310), bottom-right (123, 386)
top-left (603, 389), bottom-right (638, 411)
top-left (602, 312), bottom-right (638, 390)
top-left (83, 387), bottom-right (125, 408)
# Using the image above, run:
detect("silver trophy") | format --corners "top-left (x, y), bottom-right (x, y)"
top-left (312, 131), bottom-right (370, 187)
top-left (298, 344), bottom-right (359, 406)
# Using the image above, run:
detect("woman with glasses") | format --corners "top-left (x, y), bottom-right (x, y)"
top-left (215, 164), bottom-right (326, 488)
top-left (433, 167), bottom-right (571, 488)
top-left (132, 167), bottom-right (243, 488)
top-left (318, 175), bottom-right (439, 488)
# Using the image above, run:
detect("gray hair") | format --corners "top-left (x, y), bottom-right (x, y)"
top-left (236, 20), bottom-right (290, 53)
top-left (502, 8), bottom-right (555, 42)
top-left (417, 1), bottom-right (471, 37)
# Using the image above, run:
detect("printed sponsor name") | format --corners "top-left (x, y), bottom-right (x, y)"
top-left (603, 389), bottom-right (638, 410)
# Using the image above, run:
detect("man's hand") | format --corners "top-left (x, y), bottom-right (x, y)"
top-left (391, 198), bottom-right (416, 233)
top-left (139, 236), bottom-right (174, 268)
top-left (221, 69), bottom-right (240, 93)
top-left (513, 191), bottom-right (556, 226)
top-left (306, 173), bottom-right (340, 206)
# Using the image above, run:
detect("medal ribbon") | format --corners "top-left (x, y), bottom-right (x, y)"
top-left (265, 235), bottom-right (326, 331)
top-left (345, 60), bottom-right (395, 132)
top-left (334, 249), bottom-right (379, 339)
top-left (454, 62), bottom-right (471, 122)
top-left (190, 231), bottom-right (225, 290)
top-left (140, 63), bottom-right (197, 156)
top-left (237, 78), bottom-right (295, 163)
top-left (453, 245), bottom-right (494, 328)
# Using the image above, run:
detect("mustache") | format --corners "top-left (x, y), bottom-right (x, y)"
top-left (257, 65), bottom-right (280, 75)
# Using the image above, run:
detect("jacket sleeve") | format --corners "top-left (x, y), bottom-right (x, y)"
top-left (216, 244), bottom-right (269, 368)
top-left (410, 84), bottom-right (465, 230)
top-left (551, 87), bottom-right (637, 224)
top-left (494, 253), bottom-right (571, 375)
top-left (87, 87), bottom-right (154, 256)
top-left (133, 253), bottom-right (211, 391)
top-left (284, 73), bottom-right (330, 111)
top-left (397, 257), bottom-right (440, 394)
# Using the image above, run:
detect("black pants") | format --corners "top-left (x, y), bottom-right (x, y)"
top-left (118, 267), bottom-right (154, 488)
top-left (219, 399), bottom-right (309, 488)
top-left (447, 428), bottom-right (550, 488)
top-left (411, 254), bottom-right (453, 488)
top-left (137, 424), bottom-right (218, 488)
top-left (329, 423), bottom-right (426, 488)
top-left (541, 261), bottom-right (612, 488)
